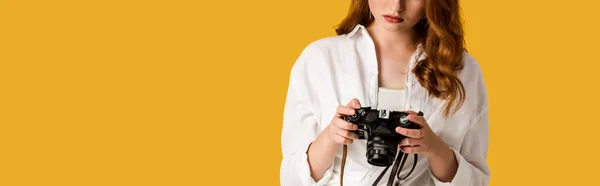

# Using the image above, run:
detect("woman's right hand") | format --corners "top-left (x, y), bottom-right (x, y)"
top-left (306, 98), bottom-right (363, 181)
top-left (325, 98), bottom-right (362, 145)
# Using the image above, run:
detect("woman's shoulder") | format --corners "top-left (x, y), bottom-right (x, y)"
top-left (299, 34), bottom-right (354, 57)
top-left (290, 35), bottom-right (354, 74)
top-left (459, 51), bottom-right (483, 81)
top-left (458, 51), bottom-right (488, 116)
top-left (291, 25), bottom-right (366, 72)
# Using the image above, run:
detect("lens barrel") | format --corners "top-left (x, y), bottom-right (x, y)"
top-left (366, 135), bottom-right (399, 166)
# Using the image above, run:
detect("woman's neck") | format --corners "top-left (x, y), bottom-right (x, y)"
top-left (366, 21), bottom-right (418, 51)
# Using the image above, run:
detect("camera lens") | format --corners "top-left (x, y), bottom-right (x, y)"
top-left (366, 135), bottom-right (399, 167)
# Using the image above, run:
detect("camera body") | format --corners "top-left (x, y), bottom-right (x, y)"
top-left (341, 107), bottom-right (423, 167)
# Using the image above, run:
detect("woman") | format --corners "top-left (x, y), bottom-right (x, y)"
top-left (280, 0), bottom-right (490, 185)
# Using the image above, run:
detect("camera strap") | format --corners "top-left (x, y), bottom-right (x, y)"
top-left (374, 152), bottom-right (418, 186)
top-left (340, 145), bottom-right (392, 186)
top-left (397, 154), bottom-right (418, 182)
top-left (386, 152), bottom-right (405, 186)
top-left (340, 147), bottom-right (418, 186)
top-left (341, 145), bottom-right (347, 186)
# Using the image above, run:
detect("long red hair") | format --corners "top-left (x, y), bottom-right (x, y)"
top-left (335, 0), bottom-right (466, 118)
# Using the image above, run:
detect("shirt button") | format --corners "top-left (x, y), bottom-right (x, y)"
top-left (406, 105), bottom-right (412, 109)
top-left (407, 82), bottom-right (413, 87)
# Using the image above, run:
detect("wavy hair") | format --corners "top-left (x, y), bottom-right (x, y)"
top-left (335, 0), bottom-right (466, 118)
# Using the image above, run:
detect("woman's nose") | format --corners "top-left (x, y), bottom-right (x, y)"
top-left (390, 0), bottom-right (404, 12)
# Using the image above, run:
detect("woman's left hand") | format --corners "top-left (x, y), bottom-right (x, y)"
top-left (395, 110), bottom-right (451, 158)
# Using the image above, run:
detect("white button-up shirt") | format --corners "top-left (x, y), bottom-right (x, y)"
top-left (279, 24), bottom-right (490, 186)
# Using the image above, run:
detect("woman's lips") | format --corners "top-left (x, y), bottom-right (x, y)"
top-left (383, 15), bottom-right (404, 23)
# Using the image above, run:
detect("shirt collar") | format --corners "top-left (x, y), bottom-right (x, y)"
top-left (345, 24), bottom-right (366, 39)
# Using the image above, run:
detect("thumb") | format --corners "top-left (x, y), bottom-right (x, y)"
top-left (347, 98), bottom-right (361, 108)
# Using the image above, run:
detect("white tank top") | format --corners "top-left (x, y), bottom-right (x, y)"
top-left (377, 87), bottom-right (406, 111)
top-left (376, 87), bottom-right (409, 186)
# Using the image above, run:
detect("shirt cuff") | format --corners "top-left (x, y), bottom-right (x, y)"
top-left (298, 142), bottom-right (335, 186)
top-left (430, 147), bottom-right (472, 186)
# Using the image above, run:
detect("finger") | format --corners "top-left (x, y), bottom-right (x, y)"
top-left (403, 110), bottom-right (427, 128)
top-left (395, 127), bottom-right (424, 138)
top-left (334, 127), bottom-right (359, 140)
top-left (333, 133), bottom-right (354, 144)
top-left (333, 117), bottom-right (358, 131)
top-left (408, 115), bottom-right (427, 128)
top-left (347, 98), bottom-right (362, 109)
top-left (400, 145), bottom-right (422, 154)
top-left (399, 138), bottom-right (421, 147)
top-left (337, 105), bottom-right (355, 116)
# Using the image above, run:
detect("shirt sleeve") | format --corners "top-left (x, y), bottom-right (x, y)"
top-left (430, 108), bottom-right (491, 186)
top-left (279, 45), bottom-right (335, 186)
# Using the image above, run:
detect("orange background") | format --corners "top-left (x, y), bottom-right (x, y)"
top-left (1, 0), bottom-right (599, 185)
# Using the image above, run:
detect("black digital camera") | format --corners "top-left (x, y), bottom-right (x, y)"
top-left (341, 107), bottom-right (424, 167)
